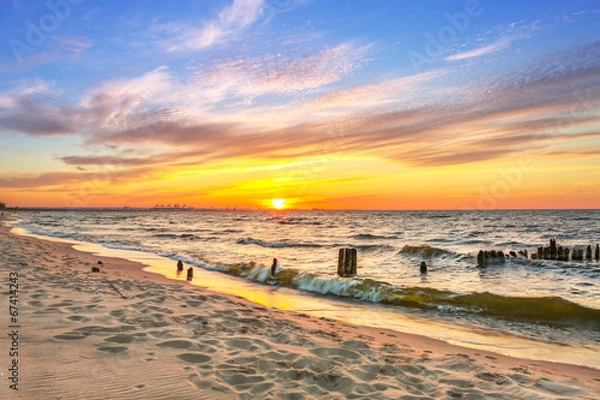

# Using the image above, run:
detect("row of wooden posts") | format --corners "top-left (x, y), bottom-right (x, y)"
top-left (173, 240), bottom-right (600, 279)
top-left (533, 239), bottom-right (600, 261)
top-left (174, 248), bottom-right (361, 278)
top-left (477, 239), bottom-right (600, 266)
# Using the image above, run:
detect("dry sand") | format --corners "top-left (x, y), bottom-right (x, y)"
top-left (0, 221), bottom-right (598, 399)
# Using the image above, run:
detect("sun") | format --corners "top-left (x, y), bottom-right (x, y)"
top-left (270, 199), bottom-right (286, 210)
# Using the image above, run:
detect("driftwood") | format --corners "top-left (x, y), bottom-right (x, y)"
top-left (108, 282), bottom-right (127, 299)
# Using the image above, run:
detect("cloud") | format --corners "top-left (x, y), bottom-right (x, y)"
top-left (3, 39), bottom-right (599, 173)
top-left (186, 41), bottom-right (372, 109)
top-left (163, 0), bottom-right (265, 52)
top-left (49, 36), bottom-right (93, 54)
top-left (297, 70), bottom-right (444, 117)
top-left (0, 91), bottom-right (76, 136)
top-left (0, 67), bottom-right (177, 137)
top-left (446, 36), bottom-right (513, 61)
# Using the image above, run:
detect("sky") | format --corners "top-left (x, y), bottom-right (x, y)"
top-left (0, 0), bottom-right (599, 210)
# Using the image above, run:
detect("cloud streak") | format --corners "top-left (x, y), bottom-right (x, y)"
top-left (446, 36), bottom-right (513, 61)
top-left (164, 0), bottom-right (265, 52)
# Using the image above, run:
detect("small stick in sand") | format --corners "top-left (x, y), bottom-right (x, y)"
top-left (108, 282), bottom-right (127, 299)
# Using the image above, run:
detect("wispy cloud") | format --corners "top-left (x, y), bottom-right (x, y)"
top-left (49, 36), bottom-right (94, 54)
top-left (163, 0), bottom-right (265, 52)
top-left (446, 36), bottom-right (513, 61)
top-left (190, 41), bottom-right (372, 100)
top-left (2, 39), bottom-right (599, 182)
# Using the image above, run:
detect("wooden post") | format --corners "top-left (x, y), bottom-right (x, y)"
top-left (477, 250), bottom-right (484, 266)
top-left (557, 246), bottom-right (564, 261)
top-left (550, 239), bottom-right (557, 260)
top-left (337, 248), bottom-right (345, 277)
top-left (586, 245), bottom-right (592, 260)
top-left (596, 244), bottom-right (600, 261)
top-left (337, 248), bottom-right (357, 277)
top-left (350, 248), bottom-right (357, 275)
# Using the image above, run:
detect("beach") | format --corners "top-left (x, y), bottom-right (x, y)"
top-left (1, 221), bottom-right (599, 399)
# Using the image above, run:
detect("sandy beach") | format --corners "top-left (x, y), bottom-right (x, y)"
top-left (1, 221), bottom-right (598, 399)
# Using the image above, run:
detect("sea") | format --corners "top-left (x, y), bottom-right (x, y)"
top-left (10, 209), bottom-right (600, 368)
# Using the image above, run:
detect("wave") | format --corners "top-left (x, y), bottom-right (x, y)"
top-left (276, 219), bottom-right (323, 226)
top-left (399, 245), bottom-right (455, 258)
top-left (101, 241), bottom-right (148, 252)
top-left (236, 237), bottom-right (323, 248)
top-left (16, 225), bottom-right (85, 242)
top-left (354, 244), bottom-right (396, 252)
top-left (153, 233), bottom-right (178, 239)
top-left (200, 260), bottom-right (600, 329)
top-left (351, 233), bottom-right (397, 240)
top-left (152, 232), bottom-right (217, 241)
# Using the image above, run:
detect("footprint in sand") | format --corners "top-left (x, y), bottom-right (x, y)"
top-left (54, 331), bottom-right (90, 341)
top-left (109, 309), bottom-right (126, 317)
top-left (104, 333), bottom-right (147, 344)
top-left (340, 340), bottom-right (370, 350)
top-left (176, 352), bottom-right (212, 364)
top-left (310, 347), bottom-right (362, 361)
top-left (223, 338), bottom-right (258, 351)
top-left (157, 339), bottom-right (197, 349)
top-left (97, 346), bottom-right (129, 354)
top-left (66, 315), bottom-right (91, 323)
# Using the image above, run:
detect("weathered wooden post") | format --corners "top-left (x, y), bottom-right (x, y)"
top-left (337, 248), bottom-right (357, 277)
top-left (543, 247), bottom-right (550, 260)
top-left (550, 239), bottom-right (557, 260)
top-left (586, 245), bottom-right (592, 260)
top-left (596, 244), bottom-right (600, 261)
top-left (557, 246), bottom-right (563, 261)
top-left (186, 267), bottom-right (193, 280)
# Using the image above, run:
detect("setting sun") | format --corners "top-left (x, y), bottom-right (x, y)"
top-left (270, 199), bottom-right (286, 210)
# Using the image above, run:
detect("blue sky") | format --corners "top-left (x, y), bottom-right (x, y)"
top-left (1, 0), bottom-right (599, 209)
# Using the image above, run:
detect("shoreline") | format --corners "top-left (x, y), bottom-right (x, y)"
top-left (1, 220), bottom-right (599, 398)
top-left (7, 217), bottom-right (600, 370)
